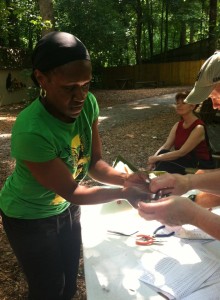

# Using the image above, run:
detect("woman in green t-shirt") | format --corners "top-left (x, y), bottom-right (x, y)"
top-left (0, 32), bottom-right (149, 300)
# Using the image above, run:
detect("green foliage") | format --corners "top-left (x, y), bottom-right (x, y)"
top-left (1, 0), bottom-right (220, 70)
top-left (54, 0), bottom-right (129, 67)
top-left (30, 16), bottom-right (53, 31)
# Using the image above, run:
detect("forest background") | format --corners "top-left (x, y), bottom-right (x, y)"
top-left (1, 0), bottom-right (220, 76)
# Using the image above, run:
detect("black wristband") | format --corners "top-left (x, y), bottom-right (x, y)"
top-left (188, 194), bottom-right (196, 202)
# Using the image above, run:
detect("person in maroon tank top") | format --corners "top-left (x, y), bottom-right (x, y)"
top-left (147, 91), bottom-right (214, 174)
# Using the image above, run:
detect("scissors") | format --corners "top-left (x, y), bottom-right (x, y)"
top-left (135, 234), bottom-right (163, 246)
top-left (135, 225), bottom-right (175, 246)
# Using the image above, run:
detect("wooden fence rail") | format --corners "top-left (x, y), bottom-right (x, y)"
top-left (102, 60), bottom-right (205, 89)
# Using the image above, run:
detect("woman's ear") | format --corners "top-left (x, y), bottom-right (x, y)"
top-left (34, 69), bottom-right (47, 88)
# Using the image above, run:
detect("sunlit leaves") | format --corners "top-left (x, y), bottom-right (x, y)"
top-left (1, 0), bottom-right (219, 69)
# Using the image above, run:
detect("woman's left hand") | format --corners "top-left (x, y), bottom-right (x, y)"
top-left (124, 172), bottom-right (150, 192)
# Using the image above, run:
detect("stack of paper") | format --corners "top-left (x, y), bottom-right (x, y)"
top-left (139, 240), bottom-right (220, 299)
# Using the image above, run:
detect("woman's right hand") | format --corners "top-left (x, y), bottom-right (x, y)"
top-left (122, 186), bottom-right (151, 208)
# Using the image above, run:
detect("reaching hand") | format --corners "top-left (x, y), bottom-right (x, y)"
top-left (149, 173), bottom-right (191, 196)
top-left (138, 196), bottom-right (197, 226)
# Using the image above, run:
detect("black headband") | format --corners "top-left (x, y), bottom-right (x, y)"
top-left (32, 31), bottom-right (90, 72)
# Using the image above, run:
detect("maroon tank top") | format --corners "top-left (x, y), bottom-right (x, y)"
top-left (174, 119), bottom-right (211, 160)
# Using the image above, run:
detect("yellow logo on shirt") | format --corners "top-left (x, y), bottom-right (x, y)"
top-left (51, 194), bottom-right (65, 205)
top-left (71, 134), bottom-right (90, 178)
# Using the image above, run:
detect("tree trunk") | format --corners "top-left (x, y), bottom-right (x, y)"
top-left (146, 0), bottom-right (153, 58)
top-left (135, 0), bottom-right (143, 65)
top-left (164, 0), bottom-right (169, 53)
top-left (179, 23), bottom-right (186, 47)
top-left (5, 0), bottom-right (19, 47)
top-left (189, 22), bottom-right (195, 43)
top-left (160, 0), bottom-right (165, 53)
top-left (37, 0), bottom-right (55, 36)
top-left (208, 0), bottom-right (217, 56)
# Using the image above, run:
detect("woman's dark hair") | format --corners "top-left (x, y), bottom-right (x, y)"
top-left (31, 31), bottom-right (90, 86)
top-left (175, 91), bottom-right (190, 101)
top-left (175, 90), bottom-right (199, 115)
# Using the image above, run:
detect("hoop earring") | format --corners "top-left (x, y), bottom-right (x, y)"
top-left (40, 87), bottom-right (47, 98)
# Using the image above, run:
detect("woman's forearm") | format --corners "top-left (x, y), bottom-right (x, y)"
top-left (155, 149), bottom-right (183, 162)
top-left (66, 184), bottom-right (148, 207)
top-left (69, 185), bottom-right (124, 205)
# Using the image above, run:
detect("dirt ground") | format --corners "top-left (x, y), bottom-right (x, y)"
top-left (0, 86), bottom-right (191, 299)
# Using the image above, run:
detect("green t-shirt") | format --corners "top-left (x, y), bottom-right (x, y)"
top-left (0, 92), bottom-right (99, 219)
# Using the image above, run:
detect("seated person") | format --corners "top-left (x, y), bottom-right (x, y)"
top-left (147, 91), bottom-right (215, 174)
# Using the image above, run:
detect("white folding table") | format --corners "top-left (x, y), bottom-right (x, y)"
top-left (81, 200), bottom-right (220, 300)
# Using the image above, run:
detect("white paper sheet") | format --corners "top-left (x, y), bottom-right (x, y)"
top-left (182, 280), bottom-right (220, 300)
top-left (139, 241), bottom-right (220, 299)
